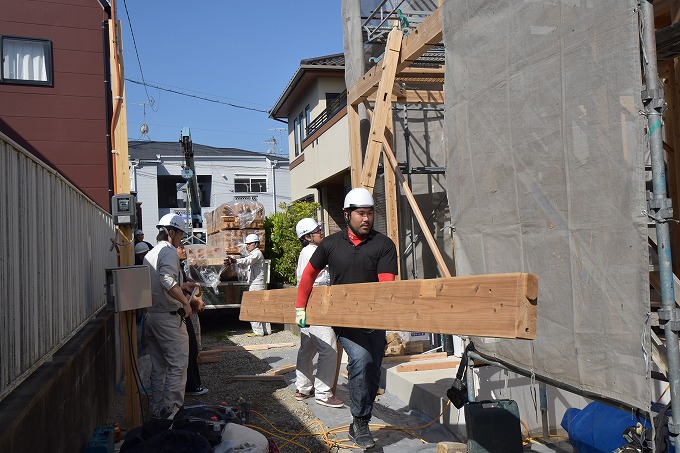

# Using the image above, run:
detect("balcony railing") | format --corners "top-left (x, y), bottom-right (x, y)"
top-left (305, 90), bottom-right (348, 140)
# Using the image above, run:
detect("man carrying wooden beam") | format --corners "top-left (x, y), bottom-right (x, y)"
top-left (295, 188), bottom-right (398, 450)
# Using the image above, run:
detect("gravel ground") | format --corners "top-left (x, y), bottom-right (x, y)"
top-left (109, 319), bottom-right (355, 452)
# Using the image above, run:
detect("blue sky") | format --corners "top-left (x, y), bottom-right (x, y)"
top-left (119, 1), bottom-right (343, 155)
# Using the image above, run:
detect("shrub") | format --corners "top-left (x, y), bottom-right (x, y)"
top-left (264, 201), bottom-right (320, 286)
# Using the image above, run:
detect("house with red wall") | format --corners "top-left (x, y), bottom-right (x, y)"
top-left (0, 0), bottom-right (111, 209)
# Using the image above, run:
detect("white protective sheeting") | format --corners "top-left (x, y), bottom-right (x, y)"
top-left (443, 0), bottom-right (651, 410)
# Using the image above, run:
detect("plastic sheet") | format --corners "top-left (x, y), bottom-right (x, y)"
top-left (443, 0), bottom-right (650, 410)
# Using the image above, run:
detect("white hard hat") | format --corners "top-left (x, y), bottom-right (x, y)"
top-left (343, 187), bottom-right (374, 210)
top-left (156, 213), bottom-right (186, 233)
top-left (134, 242), bottom-right (150, 254)
top-left (296, 218), bottom-right (320, 239)
top-left (244, 233), bottom-right (260, 244)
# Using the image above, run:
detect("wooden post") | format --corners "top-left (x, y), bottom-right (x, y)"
top-left (109, 16), bottom-right (140, 427)
top-left (384, 114), bottom-right (401, 278)
top-left (348, 104), bottom-right (363, 187)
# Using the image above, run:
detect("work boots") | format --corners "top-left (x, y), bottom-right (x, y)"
top-left (349, 417), bottom-right (375, 449)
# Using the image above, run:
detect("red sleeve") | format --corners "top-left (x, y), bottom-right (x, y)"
top-left (296, 262), bottom-right (322, 308)
top-left (378, 273), bottom-right (396, 282)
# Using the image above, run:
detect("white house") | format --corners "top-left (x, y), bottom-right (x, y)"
top-left (128, 140), bottom-right (290, 240)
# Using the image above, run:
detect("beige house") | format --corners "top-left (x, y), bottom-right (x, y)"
top-left (269, 53), bottom-right (349, 234)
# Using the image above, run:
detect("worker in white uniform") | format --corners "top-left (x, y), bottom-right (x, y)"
top-left (143, 213), bottom-right (196, 418)
top-left (227, 233), bottom-right (271, 336)
top-left (293, 218), bottom-right (344, 408)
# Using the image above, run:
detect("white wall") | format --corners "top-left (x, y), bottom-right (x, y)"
top-left (130, 153), bottom-right (290, 239)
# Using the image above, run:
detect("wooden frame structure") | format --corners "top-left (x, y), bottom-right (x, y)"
top-left (240, 6), bottom-right (540, 340)
top-left (346, 7), bottom-right (448, 277)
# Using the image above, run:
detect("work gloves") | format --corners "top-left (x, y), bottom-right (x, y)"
top-left (295, 308), bottom-right (307, 328)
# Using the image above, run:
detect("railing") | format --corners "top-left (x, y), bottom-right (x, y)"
top-left (305, 90), bottom-right (348, 140)
top-left (0, 131), bottom-right (116, 401)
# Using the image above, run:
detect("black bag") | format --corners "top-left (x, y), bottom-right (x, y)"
top-left (174, 404), bottom-right (241, 425)
top-left (446, 343), bottom-right (474, 409)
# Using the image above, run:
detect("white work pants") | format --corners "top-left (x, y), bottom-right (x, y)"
top-left (145, 312), bottom-right (189, 416)
top-left (249, 283), bottom-right (271, 336)
top-left (295, 325), bottom-right (338, 400)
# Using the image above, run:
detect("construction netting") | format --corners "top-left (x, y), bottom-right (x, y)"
top-left (443, 0), bottom-right (651, 410)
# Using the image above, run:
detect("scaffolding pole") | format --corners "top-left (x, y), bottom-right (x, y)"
top-left (641, 0), bottom-right (680, 443)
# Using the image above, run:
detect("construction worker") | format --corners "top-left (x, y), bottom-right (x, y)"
top-left (134, 228), bottom-right (153, 250)
top-left (293, 218), bottom-right (344, 408)
top-left (177, 244), bottom-right (208, 396)
top-left (143, 213), bottom-right (196, 418)
top-left (295, 188), bottom-right (397, 449)
top-left (226, 233), bottom-right (271, 336)
top-left (134, 241), bottom-right (150, 265)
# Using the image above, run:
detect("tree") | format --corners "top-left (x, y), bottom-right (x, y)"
top-left (264, 201), bottom-right (320, 286)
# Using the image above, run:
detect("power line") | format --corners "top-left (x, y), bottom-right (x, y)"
top-left (122, 0), bottom-right (156, 111)
top-left (125, 78), bottom-right (271, 114)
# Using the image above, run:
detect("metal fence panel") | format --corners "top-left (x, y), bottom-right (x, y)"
top-left (0, 132), bottom-right (116, 400)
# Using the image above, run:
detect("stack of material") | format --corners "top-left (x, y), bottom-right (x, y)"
top-left (205, 200), bottom-right (264, 232)
top-left (205, 201), bottom-right (266, 254)
top-left (385, 332), bottom-right (405, 356)
top-left (184, 245), bottom-right (239, 281)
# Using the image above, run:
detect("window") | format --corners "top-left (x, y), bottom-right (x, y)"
top-left (1, 36), bottom-right (52, 86)
top-left (299, 112), bottom-right (305, 143)
top-left (304, 105), bottom-right (311, 136)
top-left (234, 176), bottom-right (267, 193)
top-left (293, 117), bottom-right (300, 156)
top-left (326, 92), bottom-right (341, 105)
top-left (157, 175), bottom-right (212, 208)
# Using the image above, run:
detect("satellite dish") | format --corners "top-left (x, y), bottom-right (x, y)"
top-left (140, 123), bottom-right (149, 136)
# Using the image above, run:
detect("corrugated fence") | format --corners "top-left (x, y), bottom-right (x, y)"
top-left (0, 132), bottom-right (117, 401)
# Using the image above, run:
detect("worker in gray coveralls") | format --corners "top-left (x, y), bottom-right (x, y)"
top-left (143, 213), bottom-right (196, 418)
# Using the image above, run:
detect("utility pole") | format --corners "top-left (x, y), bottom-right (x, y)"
top-left (269, 127), bottom-right (286, 156)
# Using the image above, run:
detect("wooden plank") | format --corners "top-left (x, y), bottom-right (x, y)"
top-left (200, 342), bottom-right (296, 353)
top-left (270, 364), bottom-right (296, 375)
top-left (197, 356), bottom-right (223, 364)
top-left (382, 352), bottom-right (448, 363)
top-left (368, 107), bottom-right (451, 277)
top-left (240, 273), bottom-right (538, 339)
top-left (397, 360), bottom-right (461, 373)
top-left (232, 375), bottom-right (286, 382)
top-left (348, 7), bottom-right (443, 105)
top-left (360, 27), bottom-right (403, 192)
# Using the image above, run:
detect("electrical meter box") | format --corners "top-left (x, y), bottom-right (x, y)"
top-left (106, 266), bottom-right (152, 312)
top-left (111, 194), bottom-right (137, 225)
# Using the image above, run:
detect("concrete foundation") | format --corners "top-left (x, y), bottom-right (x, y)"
top-left (0, 309), bottom-right (116, 453)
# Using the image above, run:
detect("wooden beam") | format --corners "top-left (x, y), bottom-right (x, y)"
top-left (382, 351), bottom-right (448, 363)
top-left (367, 107), bottom-right (451, 277)
top-left (240, 273), bottom-right (538, 340)
top-left (348, 7), bottom-right (443, 106)
top-left (360, 27), bottom-right (403, 192)
top-left (367, 88), bottom-right (444, 104)
top-left (396, 360), bottom-right (461, 373)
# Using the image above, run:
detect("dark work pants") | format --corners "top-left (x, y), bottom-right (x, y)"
top-left (185, 316), bottom-right (201, 391)
top-left (336, 328), bottom-right (386, 420)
